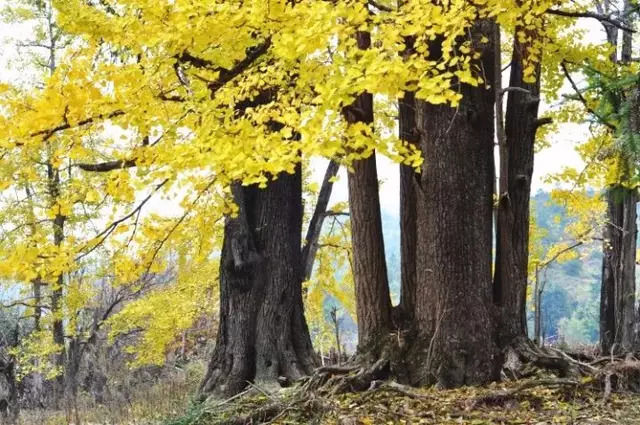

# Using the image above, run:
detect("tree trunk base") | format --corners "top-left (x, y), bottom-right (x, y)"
top-left (302, 336), bottom-right (412, 396)
top-left (502, 338), bottom-right (580, 380)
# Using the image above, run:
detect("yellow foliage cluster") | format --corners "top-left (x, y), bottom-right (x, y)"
top-left (0, 0), bottom-right (615, 376)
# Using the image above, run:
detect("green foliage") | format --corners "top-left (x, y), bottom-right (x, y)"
top-left (528, 191), bottom-right (603, 345)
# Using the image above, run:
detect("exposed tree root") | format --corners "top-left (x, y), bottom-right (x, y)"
top-left (300, 342), bottom-right (399, 397)
top-left (363, 381), bottom-right (427, 400)
top-left (184, 348), bottom-right (640, 425)
top-left (198, 343), bottom-right (640, 425)
top-left (468, 378), bottom-right (581, 410)
top-left (502, 338), bottom-right (583, 380)
top-left (501, 341), bottom-right (640, 403)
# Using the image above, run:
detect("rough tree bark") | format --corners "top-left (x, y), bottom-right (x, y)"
top-left (600, 187), bottom-right (637, 354)
top-left (493, 30), bottom-right (543, 349)
top-left (199, 167), bottom-right (316, 398)
top-left (410, 20), bottom-right (500, 388)
top-left (345, 30), bottom-right (393, 358)
top-left (398, 43), bottom-right (418, 323)
top-left (0, 326), bottom-right (19, 424)
top-left (599, 0), bottom-right (637, 355)
top-left (619, 190), bottom-right (637, 351)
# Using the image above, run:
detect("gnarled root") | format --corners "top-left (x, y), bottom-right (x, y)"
top-left (302, 340), bottom-right (403, 396)
top-left (502, 338), bottom-right (582, 380)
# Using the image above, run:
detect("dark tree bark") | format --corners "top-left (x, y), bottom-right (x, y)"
top-left (345, 31), bottom-right (393, 357)
top-left (410, 20), bottom-right (500, 388)
top-left (301, 160), bottom-right (340, 283)
top-left (398, 80), bottom-right (418, 322)
top-left (600, 187), bottom-right (637, 354)
top-left (47, 164), bottom-right (66, 404)
top-left (620, 190), bottom-right (637, 351)
top-left (64, 338), bottom-right (82, 425)
top-left (493, 33), bottom-right (542, 349)
top-left (199, 167), bottom-right (316, 398)
top-left (0, 326), bottom-right (19, 424)
top-left (599, 1), bottom-right (637, 355)
top-left (600, 194), bottom-right (619, 353)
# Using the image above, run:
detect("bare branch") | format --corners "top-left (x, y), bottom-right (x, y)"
top-left (76, 158), bottom-right (137, 172)
top-left (324, 211), bottom-right (349, 218)
top-left (368, 0), bottom-right (394, 12)
top-left (499, 86), bottom-right (533, 97)
top-left (561, 62), bottom-right (617, 132)
top-left (30, 110), bottom-right (125, 142)
top-left (177, 39), bottom-right (272, 96)
top-left (547, 8), bottom-right (635, 33)
top-left (75, 178), bottom-right (170, 261)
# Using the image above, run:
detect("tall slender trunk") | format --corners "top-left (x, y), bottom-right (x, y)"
top-left (600, 187), bottom-right (637, 354)
top-left (398, 50), bottom-right (418, 322)
top-left (410, 20), bottom-right (499, 388)
top-left (47, 164), bottom-right (66, 404)
top-left (600, 0), bottom-right (637, 355)
top-left (199, 167), bottom-right (316, 397)
top-left (301, 160), bottom-right (340, 283)
top-left (345, 31), bottom-right (393, 357)
top-left (25, 185), bottom-right (43, 332)
top-left (619, 190), bottom-right (637, 351)
top-left (397, 0), bottom-right (418, 324)
top-left (493, 29), bottom-right (542, 349)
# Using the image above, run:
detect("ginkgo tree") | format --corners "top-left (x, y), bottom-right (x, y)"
top-left (0, 0), bottom-right (224, 413)
top-left (0, 0), bottom-right (495, 396)
top-left (2, 0), bottom-right (632, 403)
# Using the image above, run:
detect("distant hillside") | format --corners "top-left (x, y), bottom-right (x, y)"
top-left (324, 190), bottom-right (607, 350)
top-left (528, 191), bottom-right (602, 345)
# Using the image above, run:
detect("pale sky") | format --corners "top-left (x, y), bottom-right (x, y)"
top-left (0, 4), bottom-right (592, 218)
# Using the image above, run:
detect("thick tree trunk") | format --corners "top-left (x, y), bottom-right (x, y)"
top-left (345, 31), bottom-right (393, 357)
top-left (199, 167), bottom-right (316, 398)
top-left (493, 35), bottom-right (542, 349)
top-left (399, 89), bottom-right (418, 323)
top-left (410, 20), bottom-right (499, 388)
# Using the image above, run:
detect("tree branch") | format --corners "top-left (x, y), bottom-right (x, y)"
top-left (535, 117), bottom-right (554, 129)
top-left (176, 39), bottom-right (272, 96)
top-left (547, 8), bottom-right (635, 33)
top-left (76, 158), bottom-right (137, 172)
top-left (561, 62), bottom-right (617, 131)
top-left (30, 110), bottom-right (125, 142)
top-left (301, 160), bottom-right (340, 282)
top-left (368, 0), bottom-right (394, 12)
top-left (75, 178), bottom-right (170, 261)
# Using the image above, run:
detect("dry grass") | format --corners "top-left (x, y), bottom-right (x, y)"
top-left (18, 360), bottom-right (206, 425)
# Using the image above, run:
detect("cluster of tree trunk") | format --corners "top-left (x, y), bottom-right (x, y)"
top-left (199, 4), bottom-right (640, 399)
top-left (200, 17), bottom-right (528, 397)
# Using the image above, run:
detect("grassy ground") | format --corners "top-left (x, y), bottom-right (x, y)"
top-left (19, 361), bottom-right (206, 425)
top-left (166, 378), bottom-right (640, 425)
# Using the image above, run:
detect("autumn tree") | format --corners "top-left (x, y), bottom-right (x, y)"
top-left (2, 0), bottom-right (615, 402)
top-left (344, 29), bottom-right (393, 362)
top-left (547, 0), bottom-right (639, 355)
top-left (408, 19), bottom-right (500, 387)
top-left (493, 5), bottom-right (548, 350)
top-left (595, 1), bottom-right (638, 354)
